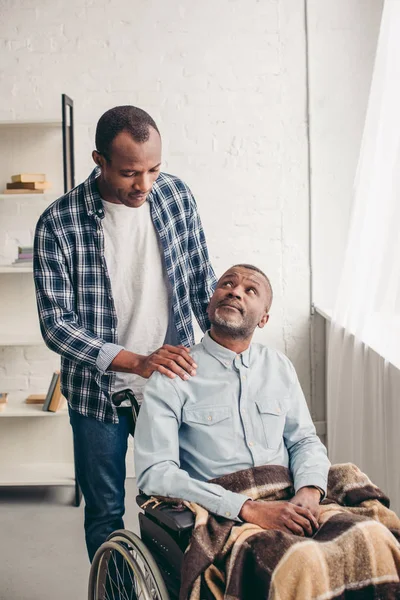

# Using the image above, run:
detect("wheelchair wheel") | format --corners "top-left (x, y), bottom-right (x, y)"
top-left (88, 530), bottom-right (170, 600)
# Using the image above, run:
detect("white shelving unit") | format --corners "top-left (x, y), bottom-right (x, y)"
top-left (0, 107), bottom-right (79, 503)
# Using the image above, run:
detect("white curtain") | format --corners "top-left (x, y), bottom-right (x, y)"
top-left (327, 0), bottom-right (400, 515)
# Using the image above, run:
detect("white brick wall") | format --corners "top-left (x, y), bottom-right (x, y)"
top-left (0, 0), bottom-right (378, 407)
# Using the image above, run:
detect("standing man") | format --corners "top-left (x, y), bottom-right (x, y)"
top-left (33, 105), bottom-right (216, 561)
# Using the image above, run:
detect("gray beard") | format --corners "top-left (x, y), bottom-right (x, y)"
top-left (211, 313), bottom-right (253, 339)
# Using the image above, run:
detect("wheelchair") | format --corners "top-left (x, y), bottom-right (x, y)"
top-left (88, 492), bottom-right (195, 600)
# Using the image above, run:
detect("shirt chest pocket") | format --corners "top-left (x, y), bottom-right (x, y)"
top-left (182, 405), bottom-right (235, 461)
top-left (183, 405), bottom-right (232, 426)
top-left (255, 399), bottom-right (288, 450)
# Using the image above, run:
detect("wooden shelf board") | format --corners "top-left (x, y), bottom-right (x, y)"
top-left (0, 462), bottom-right (74, 486)
top-left (0, 402), bottom-right (68, 418)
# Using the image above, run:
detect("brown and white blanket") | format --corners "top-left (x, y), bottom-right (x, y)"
top-left (177, 464), bottom-right (400, 600)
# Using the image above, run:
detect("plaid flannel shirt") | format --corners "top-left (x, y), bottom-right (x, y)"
top-left (34, 167), bottom-right (216, 422)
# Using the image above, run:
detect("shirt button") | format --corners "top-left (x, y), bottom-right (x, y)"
top-left (242, 409), bottom-right (246, 413)
top-left (248, 441), bottom-right (254, 447)
top-left (225, 511), bottom-right (231, 517)
top-left (242, 375), bottom-right (247, 380)
top-left (207, 415), bottom-right (212, 421)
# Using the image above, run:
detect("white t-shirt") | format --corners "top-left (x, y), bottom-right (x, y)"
top-left (102, 199), bottom-right (170, 403)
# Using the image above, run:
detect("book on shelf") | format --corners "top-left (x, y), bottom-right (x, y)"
top-left (7, 181), bottom-right (51, 190)
top-left (25, 394), bottom-right (46, 404)
top-left (0, 393), bottom-right (8, 412)
top-left (42, 371), bottom-right (59, 411)
top-left (12, 258), bottom-right (33, 265)
top-left (11, 173), bottom-right (46, 183)
top-left (48, 374), bottom-right (65, 412)
top-left (12, 246), bottom-right (33, 265)
top-left (42, 371), bottom-right (65, 412)
top-left (3, 174), bottom-right (52, 195)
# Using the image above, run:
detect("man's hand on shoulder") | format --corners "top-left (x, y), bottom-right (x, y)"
top-left (135, 344), bottom-right (197, 380)
top-left (289, 486), bottom-right (322, 520)
top-left (111, 346), bottom-right (197, 380)
top-left (239, 498), bottom-right (318, 537)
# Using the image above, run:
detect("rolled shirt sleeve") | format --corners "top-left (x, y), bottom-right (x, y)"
top-left (134, 372), bottom-right (249, 520)
top-left (96, 343), bottom-right (125, 373)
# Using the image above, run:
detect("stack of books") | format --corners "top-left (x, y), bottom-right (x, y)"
top-left (0, 393), bottom-right (8, 413)
top-left (25, 371), bottom-right (65, 412)
top-left (3, 173), bottom-right (52, 194)
top-left (13, 245), bottom-right (33, 266)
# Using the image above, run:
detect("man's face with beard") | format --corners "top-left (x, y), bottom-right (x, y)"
top-left (207, 266), bottom-right (271, 339)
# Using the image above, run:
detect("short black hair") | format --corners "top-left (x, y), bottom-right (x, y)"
top-left (231, 263), bottom-right (273, 311)
top-left (95, 105), bottom-right (160, 160)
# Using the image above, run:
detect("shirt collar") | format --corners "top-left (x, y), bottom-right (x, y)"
top-left (201, 331), bottom-right (250, 368)
top-left (83, 167), bottom-right (105, 218)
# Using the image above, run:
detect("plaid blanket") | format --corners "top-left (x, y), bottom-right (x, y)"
top-left (179, 464), bottom-right (400, 600)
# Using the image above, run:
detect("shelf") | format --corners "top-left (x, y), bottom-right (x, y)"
top-left (0, 462), bottom-right (74, 486)
top-left (0, 119), bottom-right (62, 128)
top-left (0, 402), bottom-right (68, 418)
top-left (0, 265), bottom-right (33, 273)
top-left (0, 192), bottom-right (61, 201)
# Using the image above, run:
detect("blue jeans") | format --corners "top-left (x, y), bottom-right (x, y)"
top-left (69, 407), bottom-right (134, 562)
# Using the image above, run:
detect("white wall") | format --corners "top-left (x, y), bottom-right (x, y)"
top-left (0, 0), bottom-right (312, 400)
top-left (308, 0), bottom-right (384, 309)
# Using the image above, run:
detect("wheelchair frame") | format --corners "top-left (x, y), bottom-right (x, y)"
top-left (88, 494), bottom-right (195, 600)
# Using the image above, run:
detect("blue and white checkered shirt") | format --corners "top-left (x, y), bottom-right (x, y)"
top-left (34, 167), bottom-right (216, 422)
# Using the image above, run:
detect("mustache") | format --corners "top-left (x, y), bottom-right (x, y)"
top-left (217, 300), bottom-right (244, 314)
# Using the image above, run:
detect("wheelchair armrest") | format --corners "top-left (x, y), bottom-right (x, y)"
top-left (136, 493), bottom-right (194, 533)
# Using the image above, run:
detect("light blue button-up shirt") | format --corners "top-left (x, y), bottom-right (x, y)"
top-left (134, 332), bottom-right (330, 520)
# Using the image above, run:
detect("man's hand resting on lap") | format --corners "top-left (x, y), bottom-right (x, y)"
top-left (239, 499), bottom-right (319, 537)
top-left (110, 345), bottom-right (197, 380)
top-left (289, 486), bottom-right (322, 520)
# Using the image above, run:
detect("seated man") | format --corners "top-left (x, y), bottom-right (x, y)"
top-left (135, 265), bottom-right (400, 599)
top-left (135, 263), bottom-right (330, 535)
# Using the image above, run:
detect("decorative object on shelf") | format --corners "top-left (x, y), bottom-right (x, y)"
top-left (62, 94), bottom-right (75, 193)
top-left (0, 393), bottom-right (8, 412)
top-left (25, 394), bottom-right (46, 404)
top-left (3, 173), bottom-right (52, 195)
